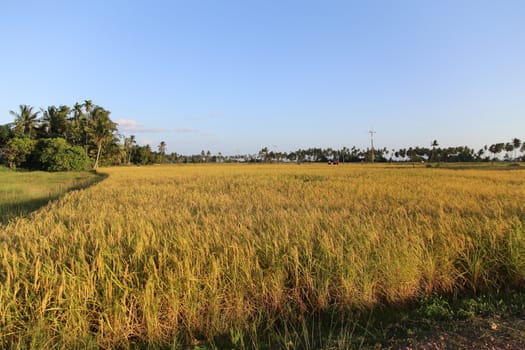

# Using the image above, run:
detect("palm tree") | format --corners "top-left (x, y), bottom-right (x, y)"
top-left (504, 142), bottom-right (514, 161)
top-left (489, 144), bottom-right (497, 163)
top-left (512, 138), bottom-right (521, 160)
top-left (83, 100), bottom-right (94, 113)
top-left (87, 107), bottom-right (117, 169)
top-left (72, 102), bottom-right (83, 122)
top-left (124, 135), bottom-right (136, 164)
top-left (41, 105), bottom-right (69, 138)
top-left (259, 147), bottom-right (269, 162)
top-left (430, 140), bottom-right (439, 162)
top-left (68, 102), bottom-right (86, 146)
top-left (158, 141), bottom-right (167, 163)
top-left (341, 146), bottom-right (349, 163)
top-left (10, 105), bottom-right (40, 137)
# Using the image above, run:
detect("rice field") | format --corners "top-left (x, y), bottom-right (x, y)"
top-left (0, 163), bottom-right (524, 348)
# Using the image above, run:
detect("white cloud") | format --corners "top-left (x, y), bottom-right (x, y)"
top-left (116, 119), bottom-right (166, 133)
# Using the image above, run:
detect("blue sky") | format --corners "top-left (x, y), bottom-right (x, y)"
top-left (1, 1), bottom-right (524, 155)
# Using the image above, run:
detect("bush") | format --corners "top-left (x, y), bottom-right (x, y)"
top-left (33, 138), bottom-right (91, 171)
top-left (2, 137), bottom-right (36, 169)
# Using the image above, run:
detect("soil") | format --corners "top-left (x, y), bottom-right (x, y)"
top-left (374, 315), bottom-right (525, 349)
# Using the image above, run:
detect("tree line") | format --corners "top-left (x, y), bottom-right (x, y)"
top-left (229, 140), bottom-right (524, 164)
top-left (1, 102), bottom-right (524, 170)
top-left (127, 139), bottom-right (525, 164)
top-left (0, 101), bottom-right (118, 170)
top-left (0, 101), bottom-right (172, 170)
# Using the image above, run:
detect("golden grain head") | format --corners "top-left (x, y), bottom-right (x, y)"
top-left (0, 163), bottom-right (524, 347)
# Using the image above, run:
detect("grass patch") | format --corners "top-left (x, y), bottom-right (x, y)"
top-left (0, 169), bottom-right (104, 224)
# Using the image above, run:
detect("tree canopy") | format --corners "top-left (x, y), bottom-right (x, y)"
top-left (1, 101), bottom-right (119, 171)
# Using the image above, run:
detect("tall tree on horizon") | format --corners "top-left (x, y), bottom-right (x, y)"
top-left (158, 141), bottom-right (167, 163)
top-left (504, 142), bottom-right (514, 161)
top-left (41, 105), bottom-right (70, 138)
top-left (83, 100), bottom-right (94, 114)
top-left (87, 106), bottom-right (117, 169)
top-left (430, 140), bottom-right (439, 162)
top-left (124, 135), bottom-right (136, 164)
top-left (512, 138), bottom-right (521, 160)
top-left (72, 102), bottom-right (83, 122)
top-left (341, 146), bottom-right (349, 163)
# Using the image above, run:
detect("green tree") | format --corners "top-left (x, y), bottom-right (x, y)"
top-left (488, 144), bottom-right (497, 162)
top-left (72, 102), bottom-right (83, 122)
top-left (512, 138), bottom-right (521, 160)
top-left (32, 138), bottom-right (90, 171)
top-left (3, 137), bottom-right (36, 169)
top-left (124, 135), bottom-right (136, 164)
top-left (83, 100), bottom-right (93, 113)
top-left (10, 105), bottom-right (40, 137)
top-left (259, 147), bottom-right (269, 162)
top-left (41, 105), bottom-right (70, 138)
top-left (504, 142), bottom-right (514, 160)
top-left (430, 140), bottom-right (439, 162)
top-left (132, 145), bottom-right (154, 165)
top-left (341, 146), bottom-right (349, 163)
top-left (87, 107), bottom-right (117, 169)
top-left (489, 143), bottom-right (505, 162)
top-left (158, 141), bottom-right (167, 163)
top-left (0, 124), bottom-right (13, 146)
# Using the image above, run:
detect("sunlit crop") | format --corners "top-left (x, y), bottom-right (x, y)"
top-left (1, 164), bottom-right (524, 348)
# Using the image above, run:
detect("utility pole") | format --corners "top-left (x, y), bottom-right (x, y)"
top-left (369, 130), bottom-right (376, 162)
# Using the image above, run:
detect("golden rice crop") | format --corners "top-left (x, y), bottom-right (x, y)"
top-left (0, 164), bottom-right (524, 348)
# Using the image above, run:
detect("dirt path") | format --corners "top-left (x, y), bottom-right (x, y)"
top-left (378, 315), bottom-right (525, 349)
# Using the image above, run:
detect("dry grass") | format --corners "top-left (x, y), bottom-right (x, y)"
top-left (0, 164), bottom-right (524, 348)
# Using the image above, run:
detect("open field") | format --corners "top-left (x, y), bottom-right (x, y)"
top-left (1, 164), bottom-right (524, 348)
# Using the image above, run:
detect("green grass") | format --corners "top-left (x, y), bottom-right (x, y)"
top-left (0, 168), bottom-right (103, 225)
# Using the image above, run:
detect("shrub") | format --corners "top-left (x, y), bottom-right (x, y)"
top-left (2, 137), bottom-right (36, 169)
top-left (33, 138), bottom-right (91, 171)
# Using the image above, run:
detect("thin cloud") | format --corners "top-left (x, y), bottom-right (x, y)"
top-left (116, 119), bottom-right (166, 133)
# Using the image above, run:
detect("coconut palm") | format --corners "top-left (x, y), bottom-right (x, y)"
top-left (504, 142), bottom-right (514, 160)
top-left (124, 135), bottom-right (136, 164)
top-left (41, 105), bottom-right (69, 138)
top-left (158, 141), bottom-right (167, 163)
top-left (87, 107), bottom-right (117, 168)
top-left (72, 102), bottom-right (83, 122)
top-left (430, 140), bottom-right (439, 162)
top-left (512, 138), bottom-right (521, 160)
top-left (83, 100), bottom-right (94, 113)
top-left (341, 146), bottom-right (349, 163)
top-left (10, 105), bottom-right (40, 137)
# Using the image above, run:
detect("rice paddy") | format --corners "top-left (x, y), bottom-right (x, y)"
top-left (0, 163), bottom-right (524, 348)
